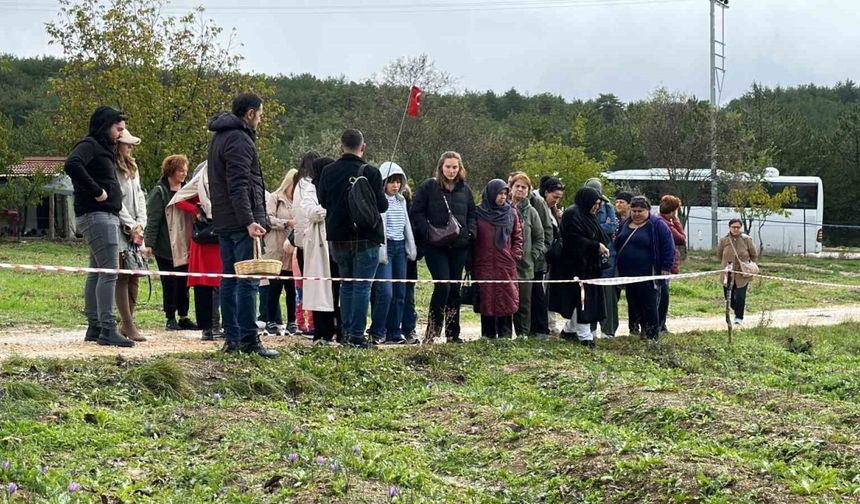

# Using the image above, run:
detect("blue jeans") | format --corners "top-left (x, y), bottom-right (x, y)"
top-left (329, 241), bottom-right (380, 339)
top-left (219, 232), bottom-right (259, 346)
top-left (76, 212), bottom-right (120, 330)
top-left (369, 240), bottom-right (407, 340)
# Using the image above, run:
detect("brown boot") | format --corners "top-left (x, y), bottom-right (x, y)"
top-left (117, 274), bottom-right (146, 342)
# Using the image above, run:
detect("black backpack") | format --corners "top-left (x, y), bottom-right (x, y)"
top-left (348, 164), bottom-right (382, 233)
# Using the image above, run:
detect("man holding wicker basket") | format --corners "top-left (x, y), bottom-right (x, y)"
top-left (207, 93), bottom-right (279, 358)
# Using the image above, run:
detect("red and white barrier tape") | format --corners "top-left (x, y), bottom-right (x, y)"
top-left (0, 261), bottom-right (726, 285)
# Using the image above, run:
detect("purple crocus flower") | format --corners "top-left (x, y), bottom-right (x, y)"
top-left (6, 482), bottom-right (17, 495)
top-left (212, 393), bottom-right (222, 402)
top-left (68, 481), bottom-right (81, 493)
top-left (288, 453), bottom-right (299, 463)
top-left (352, 444), bottom-right (361, 455)
top-left (388, 485), bottom-right (400, 498)
top-left (329, 461), bottom-right (340, 472)
top-left (292, 426), bottom-right (302, 433)
top-left (315, 456), bottom-right (325, 465)
top-left (1, 460), bottom-right (9, 470)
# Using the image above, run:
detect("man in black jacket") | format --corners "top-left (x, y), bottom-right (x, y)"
top-left (318, 129), bottom-right (388, 348)
top-left (64, 106), bottom-right (136, 347)
top-left (207, 93), bottom-right (277, 358)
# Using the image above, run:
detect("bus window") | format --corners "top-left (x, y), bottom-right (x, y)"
top-left (767, 182), bottom-right (818, 209)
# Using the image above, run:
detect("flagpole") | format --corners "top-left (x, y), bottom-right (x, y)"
top-left (387, 85), bottom-right (414, 176)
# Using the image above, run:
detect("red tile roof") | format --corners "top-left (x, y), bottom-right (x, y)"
top-left (3, 156), bottom-right (66, 177)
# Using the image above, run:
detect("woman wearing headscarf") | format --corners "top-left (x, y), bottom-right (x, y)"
top-left (471, 179), bottom-right (523, 339)
top-left (614, 196), bottom-right (675, 341)
top-left (548, 187), bottom-right (610, 347)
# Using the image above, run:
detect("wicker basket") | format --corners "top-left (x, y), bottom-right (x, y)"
top-left (235, 237), bottom-right (282, 276)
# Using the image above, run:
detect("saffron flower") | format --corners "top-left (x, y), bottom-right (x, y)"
top-left (315, 456), bottom-right (325, 465)
top-left (352, 444), bottom-right (361, 455)
top-left (329, 460), bottom-right (340, 472)
top-left (68, 481), bottom-right (81, 493)
top-left (288, 453), bottom-right (299, 463)
top-left (389, 485), bottom-right (400, 498)
top-left (1, 461), bottom-right (9, 470)
top-left (6, 482), bottom-right (17, 495)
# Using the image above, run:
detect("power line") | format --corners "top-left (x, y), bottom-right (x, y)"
top-left (0, 0), bottom-right (695, 14)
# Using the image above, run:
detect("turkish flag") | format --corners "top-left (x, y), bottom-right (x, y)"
top-left (406, 85), bottom-right (422, 117)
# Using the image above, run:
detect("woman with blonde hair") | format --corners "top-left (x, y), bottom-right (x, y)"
top-left (263, 168), bottom-right (298, 336)
top-left (114, 129), bottom-right (147, 342)
top-left (411, 151), bottom-right (477, 343)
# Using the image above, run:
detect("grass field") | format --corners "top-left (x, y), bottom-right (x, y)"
top-left (1, 323), bottom-right (860, 502)
top-left (1, 239), bottom-right (859, 330)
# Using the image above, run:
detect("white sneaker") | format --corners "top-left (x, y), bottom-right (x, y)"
top-left (255, 320), bottom-right (266, 330)
top-left (734, 318), bottom-right (743, 325)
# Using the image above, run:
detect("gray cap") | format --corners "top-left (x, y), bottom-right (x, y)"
top-left (584, 178), bottom-right (610, 202)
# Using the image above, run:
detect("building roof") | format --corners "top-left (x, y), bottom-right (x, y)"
top-left (3, 156), bottom-right (66, 177)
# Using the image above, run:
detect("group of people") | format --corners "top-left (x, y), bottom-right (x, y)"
top-left (63, 94), bottom-right (758, 354)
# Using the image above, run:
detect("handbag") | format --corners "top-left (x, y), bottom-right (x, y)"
top-left (192, 209), bottom-right (219, 245)
top-left (729, 237), bottom-right (759, 277)
top-left (120, 243), bottom-right (148, 271)
top-left (427, 193), bottom-right (462, 247)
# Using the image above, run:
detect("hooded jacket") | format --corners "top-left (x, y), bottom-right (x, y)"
top-left (64, 107), bottom-right (126, 216)
top-left (378, 162), bottom-right (417, 263)
top-left (206, 112), bottom-right (267, 233)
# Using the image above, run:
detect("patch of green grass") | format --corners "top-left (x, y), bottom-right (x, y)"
top-left (2, 323), bottom-right (860, 501)
top-left (127, 359), bottom-right (194, 400)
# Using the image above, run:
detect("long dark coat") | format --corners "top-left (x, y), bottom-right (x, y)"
top-left (548, 206), bottom-right (608, 322)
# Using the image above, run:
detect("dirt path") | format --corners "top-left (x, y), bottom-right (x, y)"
top-left (1, 304), bottom-right (858, 360)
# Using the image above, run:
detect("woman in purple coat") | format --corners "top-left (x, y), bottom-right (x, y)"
top-left (472, 179), bottom-right (523, 339)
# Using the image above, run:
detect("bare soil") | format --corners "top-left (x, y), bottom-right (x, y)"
top-left (1, 304), bottom-right (858, 361)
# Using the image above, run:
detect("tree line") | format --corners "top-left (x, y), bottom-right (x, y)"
top-left (0, 0), bottom-right (858, 246)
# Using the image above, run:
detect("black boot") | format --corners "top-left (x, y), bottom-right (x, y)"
top-left (178, 317), bottom-right (199, 330)
top-left (166, 318), bottom-right (181, 331)
top-left (579, 339), bottom-right (596, 349)
top-left (97, 327), bottom-right (135, 348)
top-left (201, 329), bottom-right (214, 341)
top-left (241, 336), bottom-right (279, 358)
top-left (85, 323), bottom-right (101, 342)
top-left (221, 340), bottom-right (241, 353)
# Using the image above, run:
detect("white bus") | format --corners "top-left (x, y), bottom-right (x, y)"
top-left (604, 168), bottom-right (824, 255)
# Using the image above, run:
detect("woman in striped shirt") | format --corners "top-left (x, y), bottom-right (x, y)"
top-left (368, 162), bottom-right (418, 344)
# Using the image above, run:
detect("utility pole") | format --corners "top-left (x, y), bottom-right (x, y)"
top-left (710, 0), bottom-right (728, 248)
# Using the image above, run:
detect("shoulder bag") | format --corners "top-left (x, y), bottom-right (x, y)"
top-left (427, 188), bottom-right (462, 247)
top-left (729, 237), bottom-right (759, 277)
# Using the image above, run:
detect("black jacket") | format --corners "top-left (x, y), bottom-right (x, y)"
top-left (206, 112), bottom-right (267, 233)
top-left (548, 206), bottom-right (608, 322)
top-left (317, 153), bottom-right (388, 244)
top-left (64, 108), bottom-right (125, 217)
top-left (411, 178), bottom-right (477, 250)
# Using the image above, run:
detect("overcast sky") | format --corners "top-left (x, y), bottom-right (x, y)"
top-left (1, 0), bottom-right (858, 104)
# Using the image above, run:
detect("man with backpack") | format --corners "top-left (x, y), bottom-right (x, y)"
top-left (318, 129), bottom-right (388, 348)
